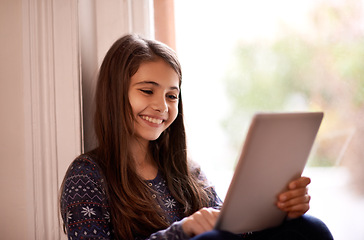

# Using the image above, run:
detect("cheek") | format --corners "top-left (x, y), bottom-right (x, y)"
top-left (169, 104), bottom-right (179, 123)
top-left (129, 94), bottom-right (143, 116)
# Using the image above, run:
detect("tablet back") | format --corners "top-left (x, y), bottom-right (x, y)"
top-left (215, 112), bottom-right (323, 234)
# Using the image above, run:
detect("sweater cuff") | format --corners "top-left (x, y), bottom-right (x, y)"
top-left (170, 220), bottom-right (191, 240)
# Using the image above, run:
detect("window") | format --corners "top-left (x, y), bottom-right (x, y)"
top-left (175, 1), bottom-right (364, 239)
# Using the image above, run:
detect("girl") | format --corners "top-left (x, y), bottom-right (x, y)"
top-left (60, 34), bottom-right (333, 240)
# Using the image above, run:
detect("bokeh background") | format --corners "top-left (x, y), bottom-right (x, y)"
top-left (174, 1), bottom-right (364, 239)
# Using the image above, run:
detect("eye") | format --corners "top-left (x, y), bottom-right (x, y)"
top-left (140, 89), bottom-right (153, 95)
top-left (167, 94), bottom-right (179, 101)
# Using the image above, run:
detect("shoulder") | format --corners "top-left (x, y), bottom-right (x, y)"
top-left (66, 154), bottom-right (101, 175)
top-left (188, 160), bottom-right (223, 208)
top-left (60, 154), bottom-right (109, 218)
top-left (61, 154), bottom-right (108, 204)
top-left (188, 160), bottom-right (209, 185)
top-left (64, 154), bottom-right (105, 183)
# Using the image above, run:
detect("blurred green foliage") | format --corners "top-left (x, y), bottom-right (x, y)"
top-left (222, 1), bottom-right (364, 168)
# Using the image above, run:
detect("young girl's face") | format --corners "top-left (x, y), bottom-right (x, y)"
top-left (128, 58), bottom-right (180, 143)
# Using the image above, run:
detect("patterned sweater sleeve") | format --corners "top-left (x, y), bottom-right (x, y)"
top-left (137, 221), bottom-right (189, 240)
top-left (136, 173), bottom-right (223, 240)
top-left (60, 156), bottom-right (113, 239)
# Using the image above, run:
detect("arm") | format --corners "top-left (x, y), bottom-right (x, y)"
top-left (276, 176), bottom-right (311, 218)
top-left (141, 171), bottom-right (223, 240)
top-left (62, 157), bottom-right (191, 240)
top-left (178, 169), bottom-right (222, 238)
top-left (140, 221), bottom-right (189, 240)
top-left (141, 208), bottom-right (220, 240)
top-left (60, 157), bottom-right (113, 239)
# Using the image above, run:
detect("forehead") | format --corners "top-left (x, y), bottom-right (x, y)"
top-left (130, 59), bottom-right (180, 89)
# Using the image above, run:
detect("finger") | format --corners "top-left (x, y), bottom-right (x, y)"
top-left (182, 216), bottom-right (204, 237)
top-left (199, 208), bottom-right (220, 227)
top-left (182, 208), bottom-right (221, 237)
top-left (279, 187), bottom-right (308, 202)
top-left (193, 212), bottom-right (213, 232)
top-left (191, 208), bottom-right (218, 232)
top-left (207, 208), bottom-right (220, 220)
top-left (279, 202), bottom-right (310, 219)
top-left (288, 177), bottom-right (311, 190)
top-left (289, 202), bottom-right (310, 213)
top-left (287, 209), bottom-right (308, 219)
top-left (183, 214), bottom-right (209, 236)
top-left (191, 220), bottom-right (207, 236)
top-left (193, 220), bottom-right (210, 235)
top-left (278, 195), bottom-right (311, 209)
top-left (208, 208), bottom-right (220, 227)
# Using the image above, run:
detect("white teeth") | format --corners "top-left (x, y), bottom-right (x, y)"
top-left (142, 116), bottom-right (163, 124)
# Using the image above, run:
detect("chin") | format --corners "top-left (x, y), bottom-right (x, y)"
top-left (149, 134), bottom-right (163, 141)
top-left (141, 132), bottom-right (164, 142)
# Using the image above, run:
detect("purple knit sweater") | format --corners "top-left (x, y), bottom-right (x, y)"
top-left (60, 155), bottom-right (222, 240)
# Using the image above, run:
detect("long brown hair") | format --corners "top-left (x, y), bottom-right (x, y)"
top-left (93, 34), bottom-right (210, 239)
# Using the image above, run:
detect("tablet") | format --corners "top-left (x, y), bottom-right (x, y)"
top-left (214, 112), bottom-right (323, 234)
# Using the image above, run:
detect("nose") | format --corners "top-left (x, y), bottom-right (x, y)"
top-left (151, 95), bottom-right (168, 113)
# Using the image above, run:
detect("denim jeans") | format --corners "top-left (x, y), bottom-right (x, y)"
top-left (190, 215), bottom-right (333, 240)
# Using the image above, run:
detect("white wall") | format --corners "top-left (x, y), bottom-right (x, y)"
top-left (1, 0), bottom-right (82, 238)
top-left (0, 1), bottom-right (28, 239)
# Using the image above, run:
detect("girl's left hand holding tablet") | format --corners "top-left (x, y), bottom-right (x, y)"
top-left (182, 207), bottom-right (220, 237)
top-left (276, 176), bottom-right (311, 219)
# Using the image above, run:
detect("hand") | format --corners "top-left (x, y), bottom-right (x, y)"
top-left (182, 207), bottom-right (220, 237)
top-left (277, 176), bottom-right (311, 219)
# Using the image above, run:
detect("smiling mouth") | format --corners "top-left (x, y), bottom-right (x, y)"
top-left (141, 115), bottom-right (163, 124)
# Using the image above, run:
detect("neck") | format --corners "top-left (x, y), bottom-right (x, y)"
top-left (130, 138), bottom-right (158, 180)
top-left (131, 139), bottom-right (149, 164)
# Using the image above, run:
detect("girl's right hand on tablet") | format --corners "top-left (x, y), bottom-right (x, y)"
top-left (182, 207), bottom-right (220, 237)
top-left (277, 176), bottom-right (311, 218)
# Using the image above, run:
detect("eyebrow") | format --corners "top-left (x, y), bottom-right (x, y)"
top-left (134, 81), bottom-right (180, 92)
